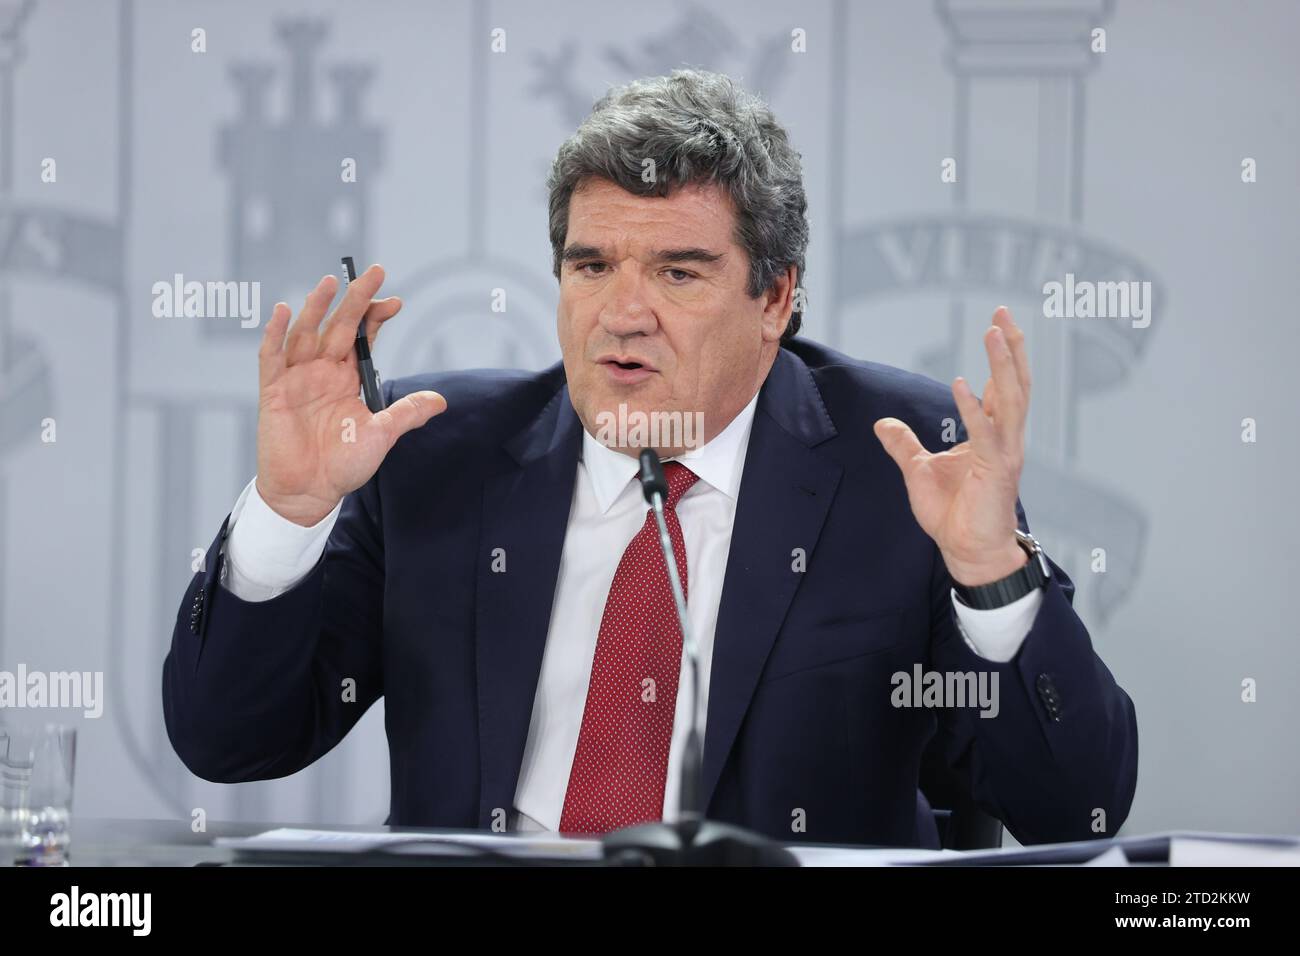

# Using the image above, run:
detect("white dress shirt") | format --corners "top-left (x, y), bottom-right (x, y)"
top-left (220, 388), bottom-right (1043, 831)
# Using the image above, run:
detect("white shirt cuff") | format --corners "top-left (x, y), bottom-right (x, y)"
top-left (949, 586), bottom-right (1045, 663)
top-left (220, 477), bottom-right (342, 602)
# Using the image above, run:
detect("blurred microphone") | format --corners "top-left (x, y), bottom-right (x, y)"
top-left (636, 448), bottom-right (703, 818)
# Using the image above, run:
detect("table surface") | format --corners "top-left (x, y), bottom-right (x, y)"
top-left (44, 818), bottom-right (1300, 867)
top-left (64, 818), bottom-right (498, 867)
top-left (59, 818), bottom-right (940, 867)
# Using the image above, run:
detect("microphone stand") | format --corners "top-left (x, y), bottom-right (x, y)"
top-left (599, 450), bottom-right (798, 867)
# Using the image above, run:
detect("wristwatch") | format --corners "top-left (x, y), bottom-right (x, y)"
top-left (951, 529), bottom-right (1051, 610)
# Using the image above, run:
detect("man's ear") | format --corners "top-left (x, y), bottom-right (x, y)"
top-left (760, 264), bottom-right (798, 343)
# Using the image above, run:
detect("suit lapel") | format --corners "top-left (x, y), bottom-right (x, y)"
top-left (475, 380), bottom-right (582, 827)
top-left (701, 348), bottom-right (843, 810)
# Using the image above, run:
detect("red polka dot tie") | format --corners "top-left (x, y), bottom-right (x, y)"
top-left (559, 462), bottom-right (700, 835)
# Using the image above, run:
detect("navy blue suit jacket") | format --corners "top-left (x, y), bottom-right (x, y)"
top-left (163, 338), bottom-right (1138, 848)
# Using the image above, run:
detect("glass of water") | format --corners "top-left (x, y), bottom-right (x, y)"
top-left (0, 721), bottom-right (76, 866)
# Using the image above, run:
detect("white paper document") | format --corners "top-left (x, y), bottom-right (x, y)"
top-left (215, 827), bottom-right (604, 861)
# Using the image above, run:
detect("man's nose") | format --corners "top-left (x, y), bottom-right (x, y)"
top-left (597, 268), bottom-right (657, 338)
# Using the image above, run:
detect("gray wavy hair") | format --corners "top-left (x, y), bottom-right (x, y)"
top-left (547, 69), bottom-right (809, 339)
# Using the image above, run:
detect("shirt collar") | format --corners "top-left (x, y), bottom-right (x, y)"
top-left (580, 389), bottom-right (761, 516)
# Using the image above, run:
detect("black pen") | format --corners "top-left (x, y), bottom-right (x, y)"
top-left (342, 256), bottom-right (386, 413)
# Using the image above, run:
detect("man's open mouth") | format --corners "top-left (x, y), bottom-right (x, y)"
top-left (599, 356), bottom-right (657, 373)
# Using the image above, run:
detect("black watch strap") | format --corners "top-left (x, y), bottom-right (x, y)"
top-left (952, 530), bottom-right (1051, 610)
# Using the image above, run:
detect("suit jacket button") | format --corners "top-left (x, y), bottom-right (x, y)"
top-left (190, 587), bottom-right (206, 634)
top-left (1036, 673), bottom-right (1062, 722)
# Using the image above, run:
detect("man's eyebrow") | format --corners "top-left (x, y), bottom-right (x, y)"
top-left (652, 247), bottom-right (725, 266)
top-left (560, 244), bottom-right (726, 266)
top-left (561, 244), bottom-right (605, 263)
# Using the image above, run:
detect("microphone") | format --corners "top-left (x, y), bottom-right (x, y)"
top-left (636, 449), bottom-right (703, 819)
top-left (599, 449), bottom-right (797, 866)
top-left (637, 448), bottom-right (668, 504)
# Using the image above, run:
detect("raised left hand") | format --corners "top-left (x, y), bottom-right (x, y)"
top-left (873, 306), bottom-right (1031, 587)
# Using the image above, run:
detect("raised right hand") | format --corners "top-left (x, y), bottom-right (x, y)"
top-left (255, 264), bottom-right (446, 526)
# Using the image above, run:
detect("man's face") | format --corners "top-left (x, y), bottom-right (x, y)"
top-left (557, 177), bottom-right (793, 457)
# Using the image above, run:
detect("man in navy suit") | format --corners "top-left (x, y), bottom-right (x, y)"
top-left (163, 69), bottom-right (1137, 848)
